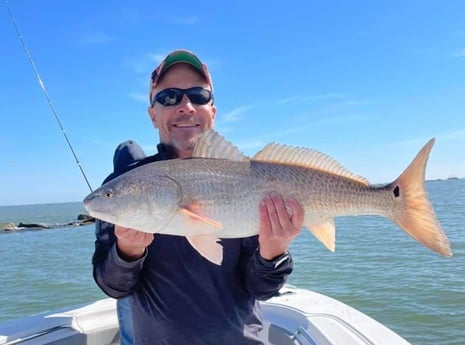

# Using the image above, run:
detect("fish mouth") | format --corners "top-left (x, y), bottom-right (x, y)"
top-left (82, 193), bottom-right (96, 209)
top-left (83, 192), bottom-right (111, 216)
top-left (82, 198), bottom-right (117, 223)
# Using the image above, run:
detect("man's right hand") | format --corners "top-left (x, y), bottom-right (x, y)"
top-left (115, 225), bottom-right (154, 261)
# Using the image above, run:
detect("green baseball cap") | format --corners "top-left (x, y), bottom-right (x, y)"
top-left (150, 49), bottom-right (213, 101)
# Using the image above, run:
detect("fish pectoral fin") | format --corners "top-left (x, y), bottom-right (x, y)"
top-left (308, 220), bottom-right (336, 252)
top-left (180, 207), bottom-right (223, 229)
top-left (186, 235), bottom-right (223, 265)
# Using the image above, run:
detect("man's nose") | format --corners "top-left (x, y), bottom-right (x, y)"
top-left (176, 94), bottom-right (195, 112)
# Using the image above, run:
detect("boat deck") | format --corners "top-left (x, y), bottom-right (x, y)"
top-left (0, 286), bottom-right (411, 345)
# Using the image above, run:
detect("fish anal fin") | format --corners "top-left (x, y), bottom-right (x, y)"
top-left (308, 220), bottom-right (336, 252)
top-left (186, 235), bottom-right (223, 265)
top-left (252, 143), bottom-right (369, 185)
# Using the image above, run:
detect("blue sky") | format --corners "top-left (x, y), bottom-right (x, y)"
top-left (1, 1), bottom-right (464, 206)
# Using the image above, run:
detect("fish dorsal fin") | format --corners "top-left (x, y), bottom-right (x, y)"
top-left (252, 143), bottom-right (369, 185)
top-left (192, 129), bottom-right (248, 161)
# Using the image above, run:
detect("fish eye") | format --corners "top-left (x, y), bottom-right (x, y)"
top-left (104, 191), bottom-right (113, 199)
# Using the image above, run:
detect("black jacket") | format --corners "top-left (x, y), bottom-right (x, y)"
top-left (92, 141), bottom-right (293, 345)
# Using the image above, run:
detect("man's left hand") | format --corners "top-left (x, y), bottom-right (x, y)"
top-left (258, 192), bottom-right (304, 260)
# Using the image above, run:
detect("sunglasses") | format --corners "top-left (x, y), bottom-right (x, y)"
top-left (152, 87), bottom-right (213, 107)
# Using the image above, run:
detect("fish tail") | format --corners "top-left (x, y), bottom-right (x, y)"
top-left (389, 139), bottom-right (452, 257)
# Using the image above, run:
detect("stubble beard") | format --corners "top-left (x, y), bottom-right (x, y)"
top-left (171, 130), bottom-right (203, 158)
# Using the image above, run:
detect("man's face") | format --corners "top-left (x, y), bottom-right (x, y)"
top-left (148, 63), bottom-right (216, 158)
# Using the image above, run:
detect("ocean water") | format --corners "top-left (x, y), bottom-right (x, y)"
top-left (0, 179), bottom-right (464, 345)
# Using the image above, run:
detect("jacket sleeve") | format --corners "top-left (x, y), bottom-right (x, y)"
top-left (92, 220), bottom-right (147, 298)
top-left (241, 236), bottom-right (293, 301)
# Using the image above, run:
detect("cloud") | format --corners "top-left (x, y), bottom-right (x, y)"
top-left (237, 139), bottom-right (267, 155)
top-left (77, 31), bottom-right (114, 45)
top-left (220, 105), bottom-right (255, 123)
top-left (148, 53), bottom-right (167, 64)
top-left (453, 49), bottom-right (465, 58)
top-left (268, 127), bottom-right (305, 138)
top-left (124, 53), bottom-right (164, 75)
top-left (315, 113), bottom-right (372, 126)
top-left (275, 93), bottom-right (345, 105)
top-left (275, 93), bottom-right (376, 110)
top-left (129, 92), bottom-right (148, 103)
top-left (437, 128), bottom-right (465, 141)
top-left (167, 16), bottom-right (200, 25)
top-left (397, 129), bottom-right (465, 148)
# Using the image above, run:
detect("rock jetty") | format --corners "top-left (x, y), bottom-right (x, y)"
top-left (0, 214), bottom-right (95, 232)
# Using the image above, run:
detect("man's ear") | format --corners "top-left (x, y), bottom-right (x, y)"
top-left (147, 106), bottom-right (159, 129)
top-left (211, 104), bottom-right (217, 121)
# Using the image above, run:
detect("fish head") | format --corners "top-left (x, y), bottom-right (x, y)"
top-left (83, 171), bottom-right (181, 233)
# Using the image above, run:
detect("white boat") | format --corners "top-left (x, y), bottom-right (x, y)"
top-left (0, 285), bottom-right (411, 345)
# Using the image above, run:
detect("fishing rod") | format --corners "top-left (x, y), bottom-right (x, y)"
top-left (3, 0), bottom-right (93, 192)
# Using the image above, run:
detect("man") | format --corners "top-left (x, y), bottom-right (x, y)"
top-left (92, 49), bottom-right (303, 345)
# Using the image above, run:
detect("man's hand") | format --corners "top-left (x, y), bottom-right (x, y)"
top-left (115, 225), bottom-right (154, 261)
top-left (258, 192), bottom-right (304, 260)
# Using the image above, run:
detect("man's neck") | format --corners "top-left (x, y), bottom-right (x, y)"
top-left (175, 149), bottom-right (193, 159)
top-left (156, 143), bottom-right (194, 159)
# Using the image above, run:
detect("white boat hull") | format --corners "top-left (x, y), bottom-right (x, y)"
top-left (0, 285), bottom-right (410, 345)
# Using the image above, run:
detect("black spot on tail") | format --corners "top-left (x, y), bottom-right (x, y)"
top-left (393, 185), bottom-right (400, 198)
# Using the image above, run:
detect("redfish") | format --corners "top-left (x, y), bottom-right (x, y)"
top-left (83, 130), bottom-right (452, 264)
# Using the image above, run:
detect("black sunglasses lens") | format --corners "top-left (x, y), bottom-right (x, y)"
top-left (155, 89), bottom-right (183, 106)
top-left (186, 88), bottom-right (211, 105)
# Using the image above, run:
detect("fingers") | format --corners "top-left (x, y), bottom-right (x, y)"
top-left (115, 225), bottom-right (154, 247)
top-left (259, 199), bottom-right (272, 235)
top-left (286, 197), bottom-right (304, 231)
top-left (260, 194), bottom-right (278, 235)
top-left (258, 192), bottom-right (303, 260)
top-left (260, 192), bottom-right (303, 234)
top-left (115, 225), bottom-right (154, 261)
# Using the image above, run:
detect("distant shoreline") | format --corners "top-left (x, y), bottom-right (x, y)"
top-left (0, 214), bottom-right (95, 233)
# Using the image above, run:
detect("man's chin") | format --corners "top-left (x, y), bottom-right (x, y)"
top-left (171, 136), bottom-right (199, 156)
